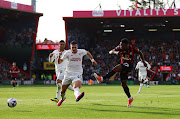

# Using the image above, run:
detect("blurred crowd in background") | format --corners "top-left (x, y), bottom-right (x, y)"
top-left (0, 24), bottom-right (180, 82)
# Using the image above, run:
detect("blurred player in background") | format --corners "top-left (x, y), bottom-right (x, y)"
top-left (57, 40), bottom-right (97, 106)
top-left (94, 38), bottom-right (147, 108)
top-left (49, 40), bottom-right (74, 103)
top-left (144, 62), bottom-right (155, 88)
top-left (10, 62), bottom-right (20, 88)
top-left (135, 58), bottom-right (151, 94)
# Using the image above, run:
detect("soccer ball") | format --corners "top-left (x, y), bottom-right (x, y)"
top-left (7, 98), bottom-right (17, 107)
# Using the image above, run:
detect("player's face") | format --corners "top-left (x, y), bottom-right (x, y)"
top-left (120, 42), bottom-right (128, 50)
top-left (12, 62), bottom-right (16, 67)
top-left (59, 42), bottom-right (65, 50)
top-left (71, 44), bottom-right (78, 53)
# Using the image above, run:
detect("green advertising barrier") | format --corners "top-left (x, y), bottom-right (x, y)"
top-left (34, 80), bottom-right (44, 84)
top-left (1, 81), bottom-right (10, 84)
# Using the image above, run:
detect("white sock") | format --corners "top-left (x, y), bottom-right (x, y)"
top-left (138, 83), bottom-right (143, 93)
top-left (56, 83), bottom-right (62, 100)
top-left (128, 96), bottom-right (132, 100)
top-left (74, 87), bottom-right (81, 99)
top-left (68, 85), bottom-right (74, 91)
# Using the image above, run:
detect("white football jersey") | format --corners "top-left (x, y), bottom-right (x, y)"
top-left (49, 49), bottom-right (67, 75)
top-left (61, 49), bottom-right (87, 74)
top-left (135, 61), bottom-right (151, 76)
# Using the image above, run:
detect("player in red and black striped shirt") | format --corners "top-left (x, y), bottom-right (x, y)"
top-left (94, 38), bottom-right (147, 108)
top-left (10, 62), bottom-right (20, 88)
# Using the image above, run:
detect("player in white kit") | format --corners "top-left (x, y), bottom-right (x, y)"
top-left (57, 40), bottom-right (97, 106)
top-left (135, 58), bottom-right (151, 94)
top-left (49, 40), bottom-right (74, 103)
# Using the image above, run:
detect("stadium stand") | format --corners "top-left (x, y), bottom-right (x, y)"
top-left (0, 0), bottom-right (42, 83)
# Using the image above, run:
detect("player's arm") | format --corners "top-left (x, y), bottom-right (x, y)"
top-left (135, 63), bottom-right (139, 71)
top-left (137, 50), bottom-right (147, 67)
top-left (58, 57), bottom-right (64, 64)
top-left (58, 52), bottom-right (67, 64)
top-left (14, 68), bottom-right (20, 73)
top-left (9, 68), bottom-right (14, 73)
top-left (148, 69), bottom-right (155, 74)
top-left (109, 49), bottom-right (119, 55)
top-left (49, 52), bottom-right (55, 63)
top-left (86, 51), bottom-right (97, 66)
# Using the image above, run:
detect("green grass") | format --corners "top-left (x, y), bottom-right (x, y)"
top-left (0, 85), bottom-right (180, 119)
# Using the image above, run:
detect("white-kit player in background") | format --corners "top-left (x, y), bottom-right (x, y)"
top-left (135, 57), bottom-right (151, 94)
top-left (57, 40), bottom-right (97, 106)
top-left (49, 40), bottom-right (74, 103)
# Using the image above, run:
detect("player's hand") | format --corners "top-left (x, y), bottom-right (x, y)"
top-left (109, 50), bottom-right (119, 55)
top-left (92, 60), bottom-right (97, 66)
top-left (49, 53), bottom-right (54, 57)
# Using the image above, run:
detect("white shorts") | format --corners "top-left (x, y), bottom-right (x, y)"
top-left (138, 74), bottom-right (147, 81)
top-left (56, 69), bottom-right (65, 81)
top-left (62, 72), bottom-right (83, 85)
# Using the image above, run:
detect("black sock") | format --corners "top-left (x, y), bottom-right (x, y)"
top-left (12, 83), bottom-right (16, 87)
top-left (103, 70), bottom-right (116, 79)
top-left (123, 85), bottom-right (131, 98)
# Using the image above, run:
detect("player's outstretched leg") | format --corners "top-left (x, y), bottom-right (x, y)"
top-left (138, 83), bottom-right (143, 94)
top-left (57, 93), bottom-right (66, 106)
top-left (51, 83), bottom-right (61, 103)
top-left (76, 92), bottom-right (85, 102)
top-left (74, 87), bottom-right (85, 102)
top-left (94, 73), bottom-right (103, 83)
top-left (127, 97), bottom-right (134, 108)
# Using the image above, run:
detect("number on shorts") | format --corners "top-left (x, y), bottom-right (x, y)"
top-left (77, 75), bottom-right (81, 78)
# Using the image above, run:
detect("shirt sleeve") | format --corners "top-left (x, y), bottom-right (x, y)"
top-left (81, 49), bottom-right (88, 56)
top-left (135, 62), bottom-right (139, 69)
top-left (115, 45), bottom-right (121, 51)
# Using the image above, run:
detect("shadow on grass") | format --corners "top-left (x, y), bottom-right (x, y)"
top-left (87, 103), bottom-right (180, 116)
top-left (15, 110), bottom-right (33, 112)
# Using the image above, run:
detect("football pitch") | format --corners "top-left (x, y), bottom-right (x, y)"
top-left (0, 85), bottom-right (180, 119)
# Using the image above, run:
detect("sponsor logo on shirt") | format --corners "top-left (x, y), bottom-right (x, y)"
top-left (70, 58), bottom-right (81, 61)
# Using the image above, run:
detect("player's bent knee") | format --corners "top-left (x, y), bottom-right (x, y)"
top-left (56, 79), bottom-right (62, 84)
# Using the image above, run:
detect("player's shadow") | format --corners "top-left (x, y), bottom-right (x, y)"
top-left (86, 103), bottom-right (180, 116)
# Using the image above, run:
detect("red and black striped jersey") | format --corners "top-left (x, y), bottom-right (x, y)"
top-left (115, 45), bottom-right (139, 65)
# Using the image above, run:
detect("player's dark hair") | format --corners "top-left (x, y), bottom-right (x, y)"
top-left (121, 38), bottom-right (129, 44)
top-left (59, 40), bottom-right (65, 44)
top-left (70, 40), bottom-right (78, 45)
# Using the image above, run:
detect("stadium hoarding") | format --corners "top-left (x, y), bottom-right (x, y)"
top-left (36, 45), bottom-right (59, 50)
top-left (73, 9), bottom-right (180, 18)
top-left (160, 66), bottom-right (172, 81)
top-left (160, 66), bottom-right (172, 71)
top-left (0, 0), bottom-right (33, 12)
top-left (43, 62), bottom-right (55, 70)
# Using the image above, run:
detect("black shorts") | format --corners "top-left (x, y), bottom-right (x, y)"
top-left (11, 77), bottom-right (17, 81)
top-left (120, 63), bottom-right (133, 81)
